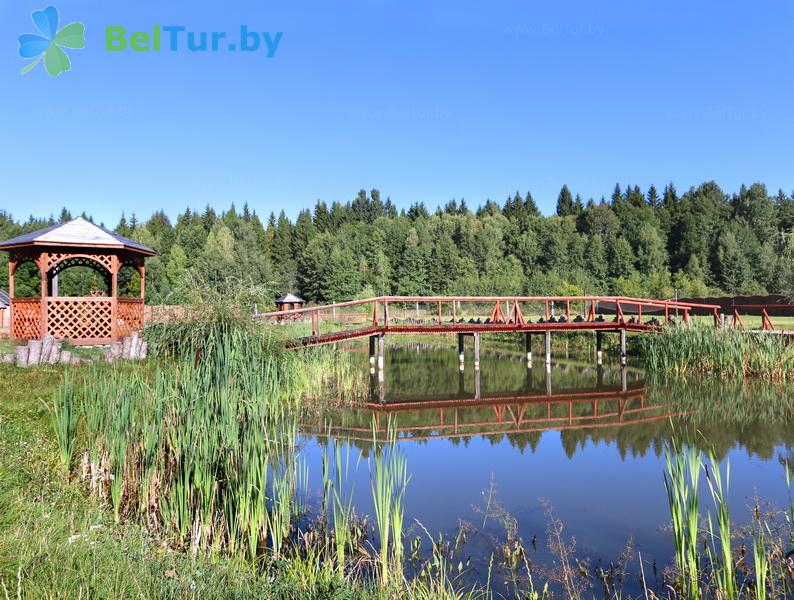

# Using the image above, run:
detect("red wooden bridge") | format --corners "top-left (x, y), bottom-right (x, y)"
top-left (257, 295), bottom-right (721, 352)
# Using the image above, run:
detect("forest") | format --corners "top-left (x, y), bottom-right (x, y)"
top-left (1, 180), bottom-right (794, 303)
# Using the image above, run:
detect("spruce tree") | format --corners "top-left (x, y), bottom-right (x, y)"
top-left (646, 185), bottom-right (660, 209)
top-left (556, 185), bottom-right (575, 217)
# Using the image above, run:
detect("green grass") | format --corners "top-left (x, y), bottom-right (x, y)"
top-left (0, 338), bottom-right (17, 355)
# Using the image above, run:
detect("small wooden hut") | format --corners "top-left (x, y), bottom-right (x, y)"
top-left (0, 217), bottom-right (156, 345)
top-left (275, 293), bottom-right (306, 312)
top-left (274, 294), bottom-right (305, 322)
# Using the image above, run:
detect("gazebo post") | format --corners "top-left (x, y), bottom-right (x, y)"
top-left (139, 265), bottom-right (146, 299)
top-left (111, 255), bottom-right (119, 342)
top-left (39, 252), bottom-right (48, 339)
top-left (8, 258), bottom-right (14, 335)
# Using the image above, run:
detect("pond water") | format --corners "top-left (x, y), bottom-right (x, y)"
top-left (298, 341), bottom-right (794, 594)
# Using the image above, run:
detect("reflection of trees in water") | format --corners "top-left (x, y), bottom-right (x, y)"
top-left (306, 363), bottom-right (794, 461)
top-left (649, 377), bottom-right (794, 460)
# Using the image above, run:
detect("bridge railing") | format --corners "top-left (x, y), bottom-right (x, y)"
top-left (730, 304), bottom-right (794, 331)
top-left (256, 296), bottom-right (721, 339)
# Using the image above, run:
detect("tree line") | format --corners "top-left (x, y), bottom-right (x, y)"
top-left (2, 181), bottom-right (793, 304)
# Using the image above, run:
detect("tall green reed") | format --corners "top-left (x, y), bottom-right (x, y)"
top-left (52, 375), bottom-right (77, 470)
top-left (61, 317), bottom-right (313, 558)
top-left (664, 439), bottom-right (702, 600)
top-left (370, 419), bottom-right (410, 587)
top-left (322, 437), bottom-right (358, 576)
top-left (643, 324), bottom-right (793, 381)
top-left (751, 515), bottom-right (768, 600)
top-left (704, 452), bottom-right (736, 600)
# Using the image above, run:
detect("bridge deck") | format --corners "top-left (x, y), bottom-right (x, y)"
top-left (286, 320), bottom-right (659, 349)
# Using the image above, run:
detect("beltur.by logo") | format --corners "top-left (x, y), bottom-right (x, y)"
top-left (18, 6), bottom-right (283, 79)
top-left (106, 25), bottom-right (283, 57)
top-left (18, 5), bottom-right (85, 76)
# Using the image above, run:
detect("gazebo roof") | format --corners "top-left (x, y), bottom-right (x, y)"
top-left (0, 217), bottom-right (156, 256)
top-left (275, 293), bottom-right (305, 304)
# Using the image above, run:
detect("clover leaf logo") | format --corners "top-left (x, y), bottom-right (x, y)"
top-left (18, 6), bottom-right (85, 77)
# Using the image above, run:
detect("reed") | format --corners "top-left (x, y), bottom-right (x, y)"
top-left (369, 419), bottom-right (410, 587)
top-left (751, 518), bottom-right (769, 600)
top-left (322, 438), bottom-right (358, 576)
top-left (704, 451), bottom-right (736, 600)
top-left (663, 439), bottom-right (702, 599)
top-left (55, 317), bottom-right (310, 555)
top-left (642, 324), bottom-right (794, 381)
top-left (52, 375), bottom-right (77, 470)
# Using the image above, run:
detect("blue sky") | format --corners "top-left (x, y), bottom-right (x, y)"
top-left (1, 0), bottom-right (793, 225)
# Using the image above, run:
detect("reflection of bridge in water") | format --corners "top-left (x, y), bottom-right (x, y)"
top-left (369, 359), bottom-right (633, 403)
top-left (303, 379), bottom-right (681, 443)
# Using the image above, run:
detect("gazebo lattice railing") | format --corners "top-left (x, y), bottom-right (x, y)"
top-left (11, 297), bottom-right (41, 339)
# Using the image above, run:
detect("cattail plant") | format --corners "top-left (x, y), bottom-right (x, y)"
top-left (369, 419), bottom-right (410, 587)
top-left (52, 375), bottom-right (77, 470)
top-left (642, 324), bottom-right (793, 381)
top-left (664, 439), bottom-right (703, 599)
top-left (704, 451), bottom-right (736, 600)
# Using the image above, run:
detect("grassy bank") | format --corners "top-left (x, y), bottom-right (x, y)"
top-left (641, 325), bottom-right (794, 381)
top-left (0, 366), bottom-right (284, 598)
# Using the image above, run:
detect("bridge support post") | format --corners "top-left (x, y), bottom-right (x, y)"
top-left (597, 364), bottom-right (604, 388)
top-left (473, 333), bottom-right (480, 371)
top-left (619, 329), bottom-right (627, 366)
top-left (370, 371), bottom-right (385, 403)
top-left (377, 333), bottom-right (385, 372)
top-left (369, 335), bottom-right (376, 371)
top-left (544, 331), bottom-right (551, 371)
top-left (596, 331), bottom-right (603, 365)
top-left (621, 365), bottom-right (628, 394)
top-left (525, 332), bottom-right (532, 366)
top-left (474, 367), bottom-right (481, 399)
top-left (545, 364), bottom-right (552, 395)
top-left (458, 333), bottom-right (465, 371)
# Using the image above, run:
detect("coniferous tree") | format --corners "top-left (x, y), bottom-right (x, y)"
top-left (524, 191), bottom-right (540, 218)
top-left (556, 185), bottom-right (575, 217)
top-left (611, 183), bottom-right (623, 206)
top-left (646, 185), bottom-right (660, 209)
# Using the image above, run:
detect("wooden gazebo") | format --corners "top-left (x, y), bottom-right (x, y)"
top-left (0, 217), bottom-right (156, 345)
top-left (275, 293), bottom-right (306, 312)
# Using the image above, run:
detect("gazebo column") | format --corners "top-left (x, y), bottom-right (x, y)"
top-left (8, 258), bottom-right (15, 334)
top-left (139, 265), bottom-right (146, 299)
top-left (111, 256), bottom-right (119, 342)
top-left (39, 253), bottom-right (48, 339)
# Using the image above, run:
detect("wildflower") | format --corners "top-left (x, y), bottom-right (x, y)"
top-left (18, 6), bottom-right (85, 76)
